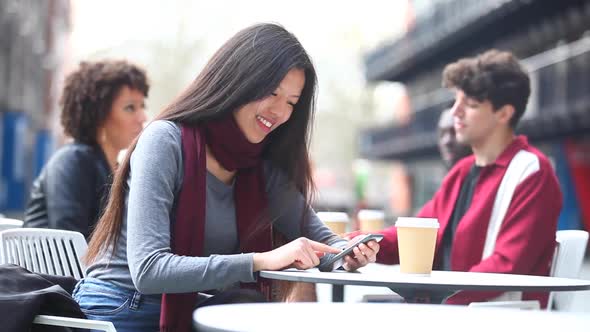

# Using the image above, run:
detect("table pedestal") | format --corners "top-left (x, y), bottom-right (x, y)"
top-left (330, 285), bottom-right (455, 304)
top-left (332, 284), bottom-right (344, 302)
top-left (393, 288), bottom-right (456, 304)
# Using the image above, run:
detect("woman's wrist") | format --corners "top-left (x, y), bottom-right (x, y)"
top-left (253, 252), bottom-right (266, 272)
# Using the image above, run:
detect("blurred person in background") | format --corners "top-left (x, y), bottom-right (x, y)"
top-left (24, 60), bottom-right (149, 240)
top-left (77, 23), bottom-right (379, 332)
top-left (438, 108), bottom-right (471, 169)
top-left (350, 50), bottom-right (562, 307)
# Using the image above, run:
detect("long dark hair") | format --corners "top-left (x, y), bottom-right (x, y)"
top-left (86, 23), bottom-right (318, 263)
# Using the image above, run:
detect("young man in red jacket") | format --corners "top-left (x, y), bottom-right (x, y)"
top-left (358, 50), bottom-right (563, 306)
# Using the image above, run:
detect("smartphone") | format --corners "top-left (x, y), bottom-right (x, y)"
top-left (317, 234), bottom-right (384, 272)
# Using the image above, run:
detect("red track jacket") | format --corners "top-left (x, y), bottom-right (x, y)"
top-left (374, 136), bottom-right (563, 306)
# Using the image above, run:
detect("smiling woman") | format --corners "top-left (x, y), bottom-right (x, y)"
top-left (76, 23), bottom-right (379, 332)
top-left (234, 68), bottom-right (305, 144)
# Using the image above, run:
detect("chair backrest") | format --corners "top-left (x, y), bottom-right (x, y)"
top-left (547, 230), bottom-right (589, 311)
top-left (0, 218), bottom-right (24, 232)
top-left (0, 228), bottom-right (88, 279)
top-left (0, 219), bottom-right (25, 263)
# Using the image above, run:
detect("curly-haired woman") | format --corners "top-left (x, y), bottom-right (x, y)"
top-left (24, 60), bottom-right (149, 240)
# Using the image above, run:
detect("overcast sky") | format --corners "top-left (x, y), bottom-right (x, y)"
top-left (71, 0), bottom-right (407, 60)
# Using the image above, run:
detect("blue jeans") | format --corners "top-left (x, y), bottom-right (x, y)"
top-left (73, 278), bottom-right (162, 332)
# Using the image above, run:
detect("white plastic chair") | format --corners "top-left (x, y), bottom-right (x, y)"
top-left (0, 228), bottom-right (117, 331)
top-left (0, 218), bottom-right (24, 263)
top-left (547, 230), bottom-right (589, 311)
top-left (469, 230), bottom-right (589, 311)
top-left (0, 228), bottom-right (87, 279)
top-left (0, 217), bottom-right (24, 232)
top-left (468, 300), bottom-right (541, 310)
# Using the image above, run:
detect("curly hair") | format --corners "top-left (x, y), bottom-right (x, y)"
top-left (442, 49), bottom-right (530, 128)
top-left (60, 60), bottom-right (149, 145)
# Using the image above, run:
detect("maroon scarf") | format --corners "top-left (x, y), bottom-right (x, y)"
top-left (159, 116), bottom-right (273, 332)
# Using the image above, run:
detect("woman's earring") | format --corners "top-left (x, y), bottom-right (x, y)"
top-left (98, 129), bottom-right (107, 144)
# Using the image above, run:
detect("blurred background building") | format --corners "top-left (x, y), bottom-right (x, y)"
top-left (0, 0), bottom-right (71, 214)
top-left (360, 0), bottom-right (590, 231)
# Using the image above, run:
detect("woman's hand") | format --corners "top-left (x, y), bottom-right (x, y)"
top-left (342, 234), bottom-right (380, 271)
top-left (253, 237), bottom-right (341, 271)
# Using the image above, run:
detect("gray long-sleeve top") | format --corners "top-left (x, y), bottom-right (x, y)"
top-left (86, 120), bottom-right (345, 295)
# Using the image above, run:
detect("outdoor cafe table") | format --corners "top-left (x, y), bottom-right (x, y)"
top-left (193, 302), bottom-right (590, 332)
top-left (259, 268), bottom-right (590, 303)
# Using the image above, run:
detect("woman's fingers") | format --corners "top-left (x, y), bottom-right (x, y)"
top-left (296, 248), bottom-right (315, 268)
top-left (343, 255), bottom-right (358, 271)
top-left (292, 261), bottom-right (307, 270)
top-left (352, 247), bottom-right (369, 265)
top-left (314, 251), bottom-right (326, 258)
top-left (341, 241), bottom-right (381, 271)
top-left (365, 241), bottom-right (379, 262)
top-left (303, 241), bottom-right (322, 267)
top-left (308, 239), bottom-right (341, 254)
top-left (356, 243), bottom-right (370, 257)
top-left (301, 246), bottom-right (320, 268)
top-left (356, 243), bottom-right (378, 262)
top-left (284, 237), bottom-right (345, 270)
top-left (282, 237), bottom-right (381, 271)
top-left (293, 238), bottom-right (320, 268)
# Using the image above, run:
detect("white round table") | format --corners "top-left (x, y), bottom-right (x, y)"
top-left (260, 268), bottom-right (590, 303)
top-left (194, 302), bottom-right (590, 332)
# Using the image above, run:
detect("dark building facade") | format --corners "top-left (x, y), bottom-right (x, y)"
top-left (361, 0), bottom-right (590, 230)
